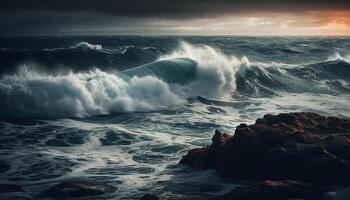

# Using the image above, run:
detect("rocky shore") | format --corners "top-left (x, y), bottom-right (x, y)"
top-left (179, 112), bottom-right (350, 199)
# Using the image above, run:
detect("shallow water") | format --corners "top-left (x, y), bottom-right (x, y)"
top-left (0, 36), bottom-right (349, 199)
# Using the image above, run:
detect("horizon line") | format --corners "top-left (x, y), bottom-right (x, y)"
top-left (1, 34), bottom-right (350, 37)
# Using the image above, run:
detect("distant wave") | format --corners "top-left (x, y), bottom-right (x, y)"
top-left (41, 41), bottom-right (103, 51)
top-left (0, 41), bottom-right (162, 74)
top-left (73, 42), bottom-right (103, 51)
top-left (0, 42), bottom-right (349, 119)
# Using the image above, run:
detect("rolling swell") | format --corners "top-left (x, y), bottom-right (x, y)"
top-left (0, 41), bottom-right (162, 74)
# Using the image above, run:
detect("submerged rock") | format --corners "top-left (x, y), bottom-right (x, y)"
top-left (223, 180), bottom-right (329, 200)
top-left (0, 184), bottom-right (32, 200)
top-left (0, 160), bottom-right (10, 173)
top-left (40, 180), bottom-right (117, 198)
top-left (141, 193), bottom-right (159, 200)
top-left (180, 112), bottom-right (350, 186)
top-left (0, 184), bottom-right (24, 193)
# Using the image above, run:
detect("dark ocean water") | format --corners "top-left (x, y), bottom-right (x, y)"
top-left (0, 36), bottom-right (349, 199)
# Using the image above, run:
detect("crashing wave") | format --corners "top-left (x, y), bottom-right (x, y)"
top-left (0, 67), bottom-right (184, 119)
top-left (0, 42), bottom-right (242, 119)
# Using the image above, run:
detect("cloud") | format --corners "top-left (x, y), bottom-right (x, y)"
top-left (1, 0), bottom-right (350, 18)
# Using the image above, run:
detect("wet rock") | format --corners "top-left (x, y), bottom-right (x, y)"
top-left (40, 180), bottom-right (117, 198)
top-left (0, 160), bottom-right (10, 173)
top-left (222, 180), bottom-right (329, 200)
top-left (141, 193), bottom-right (159, 200)
top-left (212, 129), bottom-right (231, 146)
top-left (0, 184), bottom-right (24, 193)
top-left (180, 112), bottom-right (350, 186)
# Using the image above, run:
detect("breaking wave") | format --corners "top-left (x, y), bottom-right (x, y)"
top-left (0, 67), bottom-right (184, 119)
top-left (0, 42), bottom-right (240, 119)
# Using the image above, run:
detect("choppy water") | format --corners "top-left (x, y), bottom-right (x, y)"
top-left (0, 36), bottom-right (349, 199)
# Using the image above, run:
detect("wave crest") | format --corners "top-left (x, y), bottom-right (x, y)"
top-left (160, 42), bottom-right (240, 98)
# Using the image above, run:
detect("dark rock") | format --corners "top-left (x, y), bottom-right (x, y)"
top-left (0, 184), bottom-right (24, 193)
top-left (223, 180), bottom-right (329, 200)
top-left (180, 112), bottom-right (350, 186)
top-left (180, 129), bottom-right (231, 170)
top-left (212, 129), bottom-right (231, 146)
top-left (141, 193), bottom-right (159, 200)
top-left (0, 160), bottom-right (10, 173)
top-left (40, 180), bottom-right (117, 198)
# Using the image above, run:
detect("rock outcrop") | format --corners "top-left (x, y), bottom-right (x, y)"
top-left (180, 112), bottom-right (350, 186)
top-left (180, 112), bottom-right (350, 199)
top-left (40, 180), bottom-right (117, 198)
top-left (141, 193), bottom-right (159, 200)
top-left (223, 180), bottom-right (329, 200)
top-left (0, 184), bottom-right (24, 193)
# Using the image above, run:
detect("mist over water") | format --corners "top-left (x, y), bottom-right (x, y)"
top-left (0, 36), bottom-right (349, 199)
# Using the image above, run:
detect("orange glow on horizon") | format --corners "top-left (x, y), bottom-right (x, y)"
top-left (307, 11), bottom-right (350, 28)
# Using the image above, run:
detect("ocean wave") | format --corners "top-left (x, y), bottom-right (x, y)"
top-left (0, 42), bottom-right (349, 119)
top-left (236, 53), bottom-right (350, 96)
top-left (0, 42), bottom-right (242, 119)
top-left (0, 67), bottom-right (184, 119)
top-left (73, 42), bottom-right (103, 51)
top-left (0, 42), bottom-right (162, 74)
top-left (160, 42), bottom-right (240, 98)
top-left (41, 42), bottom-right (103, 52)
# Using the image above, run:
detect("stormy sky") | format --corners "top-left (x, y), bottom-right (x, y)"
top-left (1, 0), bottom-right (350, 35)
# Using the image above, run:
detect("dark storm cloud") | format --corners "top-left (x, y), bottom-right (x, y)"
top-left (0, 11), bottom-right (156, 35)
top-left (1, 0), bottom-right (350, 35)
top-left (1, 0), bottom-right (350, 18)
